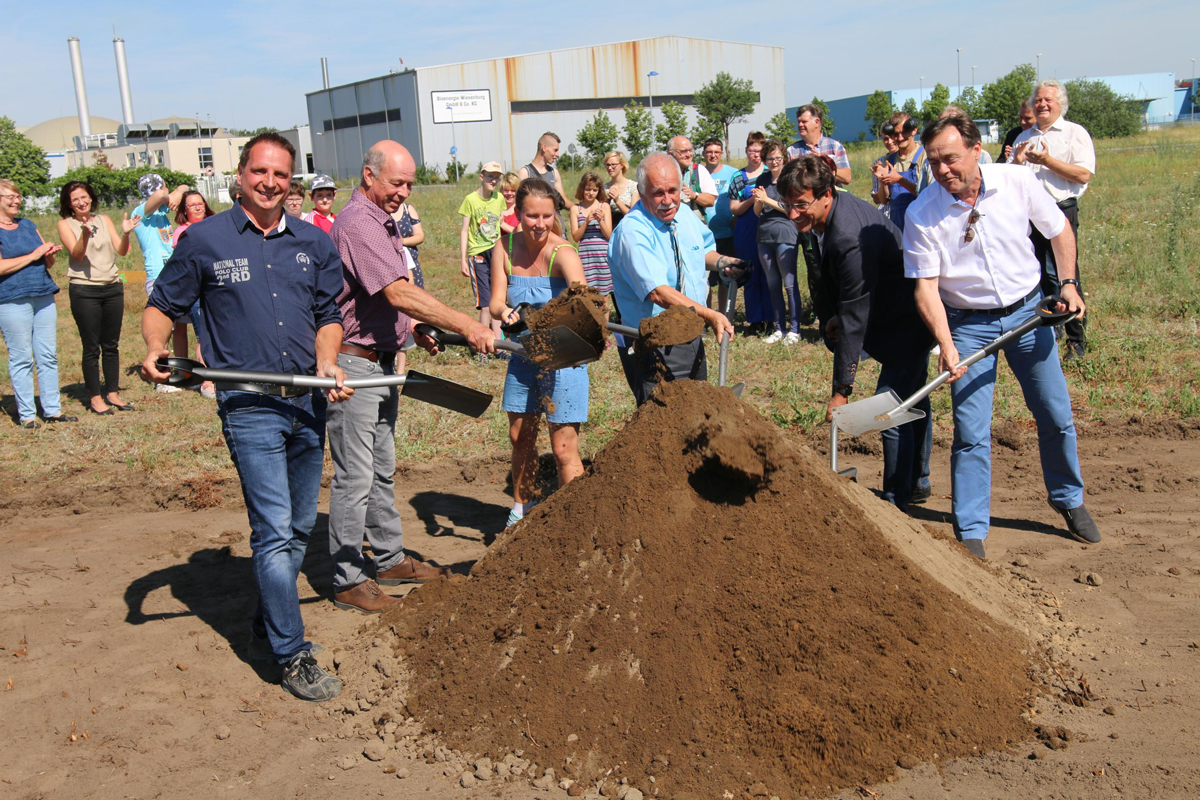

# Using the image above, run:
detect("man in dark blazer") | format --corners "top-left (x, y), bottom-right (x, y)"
top-left (780, 155), bottom-right (935, 510)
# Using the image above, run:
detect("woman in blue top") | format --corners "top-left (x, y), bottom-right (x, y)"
top-left (490, 178), bottom-right (590, 527)
top-left (0, 179), bottom-right (76, 428)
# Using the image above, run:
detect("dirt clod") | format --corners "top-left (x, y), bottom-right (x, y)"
top-left (526, 283), bottom-right (609, 356)
top-left (896, 753), bottom-right (920, 770)
top-left (637, 305), bottom-right (704, 350)
top-left (381, 381), bottom-right (1037, 798)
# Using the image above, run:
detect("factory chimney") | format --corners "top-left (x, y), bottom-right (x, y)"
top-left (321, 57), bottom-right (330, 89)
top-left (113, 38), bottom-right (136, 125)
top-left (67, 37), bottom-right (92, 140)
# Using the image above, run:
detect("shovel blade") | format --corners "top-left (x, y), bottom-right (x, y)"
top-left (517, 326), bottom-right (601, 370)
top-left (831, 390), bottom-right (926, 436)
top-left (400, 370), bottom-right (493, 418)
top-left (730, 381), bottom-right (745, 398)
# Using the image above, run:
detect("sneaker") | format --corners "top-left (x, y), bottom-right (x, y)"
top-left (1049, 500), bottom-right (1101, 544)
top-left (783, 332), bottom-right (801, 346)
top-left (961, 538), bottom-right (987, 559)
top-left (910, 484), bottom-right (932, 504)
top-left (763, 330), bottom-right (784, 345)
top-left (247, 628), bottom-right (324, 662)
top-left (506, 508), bottom-right (524, 527)
top-left (281, 651), bottom-right (342, 702)
top-left (156, 384), bottom-right (181, 394)
top-left (1063, 341), bottom-right (1085, 362)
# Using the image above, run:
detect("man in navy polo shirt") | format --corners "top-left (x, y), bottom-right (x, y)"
top-left (141, 132), bottom-right (350, 702)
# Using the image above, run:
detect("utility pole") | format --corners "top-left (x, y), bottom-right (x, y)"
top-left (1036, 53), bottom-right (1042, 81)
top-left (971, 65), bottom-right (976, 86)
top-left (647, 71), bottom-right (659, 120)
top-left (957, 48), bottom-right (962, 99)
top-left (919, 76), bottom-right (924, 104)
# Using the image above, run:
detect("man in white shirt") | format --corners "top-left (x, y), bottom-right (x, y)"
top-left (1012, 79), bottom-right (1096, 359)
top-left (667, 136), bottom-right (717, 221)
top-left (903, 114), bottom-right (1100, 559)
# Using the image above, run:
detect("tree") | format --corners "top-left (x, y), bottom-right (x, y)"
top-left (653, 101), bottom-right (689, 151)
top-left (622, 101), bottom-right (653, 158)
top-left (901, 98), bottom-right (919, 119)
top-left (810, 97), bottom-right (835, 136)
top-left (692, 71), bottom-right (759, 147)
top-left (51, 164), bottom-right (196, 207)
top-left (0, 116), bottom-right (50, 198)
top-left (864, 90), bottom-right (895, 136)
top-left (764, 111), bottom-right (794, 145)
top-left (953, 86), bottom-right (985, 120)
top-left (576, 110), bottom-right (620, 164)
top-left (1064, 78), bottom-right (1142, 139)
top-left (920, 83), bottom-right (951, 125)
top-left (689, 115), bottom-right (725, 151)
top-left (981, 63), bottom-right (1037, 131)
top-left (229, 126), bottom-right (276, 137)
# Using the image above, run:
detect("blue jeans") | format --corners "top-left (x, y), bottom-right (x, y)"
top-left (218, 390), bottom-right (327, 662)
top-left (876, 351), bottom-right (931, 510)
top-left (756, 243), bottom-right (800, 334)
top-left (0, 294), bottom-right (61, 421)
top-left (946, 293), bottom-right (1084, 541)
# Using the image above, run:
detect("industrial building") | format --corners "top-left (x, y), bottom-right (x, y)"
top-left (815, 71), bottom-right (1181, 143)
top-left (305, 36), bottom-right (786, 179)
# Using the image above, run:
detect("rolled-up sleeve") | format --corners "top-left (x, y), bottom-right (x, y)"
top-left (148, 236), bottom-right (201, 319)
top-left (610, 226), bottom-right (667, 302)
top-left (902, 215), bottom-right (943, 279)
top-left (312, 235), bottom-right (345, 330)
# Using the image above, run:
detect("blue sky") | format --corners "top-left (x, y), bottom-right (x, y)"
top-left (6, 1), bottom-right (1199, 131)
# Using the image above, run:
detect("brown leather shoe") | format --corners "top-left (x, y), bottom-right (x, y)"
top-left (376, 555), bottom-right (451, 586)
top-left (332, 580), bottom-right (398, 614)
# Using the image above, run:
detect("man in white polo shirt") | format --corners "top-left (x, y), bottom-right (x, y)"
top-left (903, 114), bottom-right (1100, 560)
top-left (1012, 79), bottom-right (1096, 360)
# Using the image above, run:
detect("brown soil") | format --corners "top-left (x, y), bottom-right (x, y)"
top-left (381, 381), bottom-right (1037, 798)
top-left (637, 305), bottom-right (705, 350)
top-left (527, 283), bottom-right (609, 356)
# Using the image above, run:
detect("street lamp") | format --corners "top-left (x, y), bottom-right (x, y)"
top-left (647, 70), bottom-right (659, 118)
top-left (1036, 53), bottom-right (1042, 80)
top-left (919, 76), bottom-right (924, 104)
top-left (972, 65), bottom-right (977, 86)
top-left (957, 48), bottom-right (962, 99)
top-left (1192, 58), bottom-right (1196, 119)
top-left (447, 103), bottom-right (458, 182)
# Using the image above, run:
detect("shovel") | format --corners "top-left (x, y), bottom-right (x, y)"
top-left (156, 357), bottom-right (493, 418)
top-left (608, 323), bottom-right (745, 397)
top-left (415, 324), bottom-right (597, 371)
top-left (828, 295), bottom-right (1076, 478)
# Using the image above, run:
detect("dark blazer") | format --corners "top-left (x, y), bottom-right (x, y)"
top-left (799, 191), bottom-right (933, 388)
top-left (997, 125), bottom-right (1024, 163)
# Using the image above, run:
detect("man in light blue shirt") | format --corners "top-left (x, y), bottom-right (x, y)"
top-left (608, 152), bottom-right (738, 405)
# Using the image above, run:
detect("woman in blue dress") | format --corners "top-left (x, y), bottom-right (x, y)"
top-left (489, 178), bottom-right (590, 527)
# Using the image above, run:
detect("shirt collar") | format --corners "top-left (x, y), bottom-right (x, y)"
top-left (230, 201), bottom-right (291, 236)
top-left (634, 200), bottom-right (680, 233)
top-left (1036, 117), bottom-right (1065, 134)
top-left (943, 167), bottom-right (991, 210)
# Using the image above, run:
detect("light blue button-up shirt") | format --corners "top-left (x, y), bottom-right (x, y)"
top-left (607, 200), bottom-right (715, 328)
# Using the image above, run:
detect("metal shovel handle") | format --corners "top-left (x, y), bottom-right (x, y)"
top-left (882, 295), bottom-right (1076, 421)
top-left (718, 331), bottom-right (729, 387)
top-left (605, 322), bottom-right (640, 338)
top-left (414, 324), bottom-right (524, 356)
top-left (156, 357), bottom-right (409, 389)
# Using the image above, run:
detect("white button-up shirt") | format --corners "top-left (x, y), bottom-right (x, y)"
top-left (904, 164), bottom-right (1066, 309)
top-left (1012, 117), bottom-right (1096, 203)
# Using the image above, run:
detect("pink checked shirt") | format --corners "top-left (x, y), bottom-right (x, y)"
top-left (329, 189), bottom-right (412, 351)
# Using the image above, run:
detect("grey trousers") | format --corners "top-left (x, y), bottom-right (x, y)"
top-left (326, 352), bottom-right (406, 591)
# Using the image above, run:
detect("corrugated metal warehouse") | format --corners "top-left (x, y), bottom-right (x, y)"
top-left (305, 36), bottom-right (786, 179)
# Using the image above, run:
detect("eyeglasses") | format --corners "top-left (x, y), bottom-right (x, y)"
top-left (0, 193), bottom-right (21, 202)
top-left (963, 208), bottom-right (983, 243)
top-left (765, 156), bottom-right (784, 164)
top-left (673, 148), bottom-right (694, 155)
top-left (779, 196), bottom-right (818, 213)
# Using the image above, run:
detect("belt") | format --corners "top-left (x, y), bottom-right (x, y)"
top-left (1056, 197), bottom-right (1078, 210)
top-left (339, 342), bottom-right (395, 367)
top-left (948, 288), bottom-right (1039, 318)
top-left (215, 382), bottom-right (311, 398)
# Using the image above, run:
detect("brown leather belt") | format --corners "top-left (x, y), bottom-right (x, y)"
top-left (339, 342), bottom-right (395, 367)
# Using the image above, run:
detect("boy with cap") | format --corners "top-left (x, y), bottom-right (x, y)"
top-left (458, 161), bottom-right (506, 341)
top-left (302, 175), bottom-right (338, 234)
top-left (133, 173), bottom-right (190, 392)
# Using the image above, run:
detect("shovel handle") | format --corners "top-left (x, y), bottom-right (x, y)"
top-left (605, 322), bottom-right (640, 338)
top-left (884, 294), bottom-right (1075, 419)
top-left (718, 331), bottom-right (729, 387)
top-left (156, 358), bottom-right (409, 389)
top-left (414, 324), bottom-right (524, 355)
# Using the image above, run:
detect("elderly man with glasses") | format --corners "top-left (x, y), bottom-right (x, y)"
top-left (902, 114), bottom-right (1099, 560)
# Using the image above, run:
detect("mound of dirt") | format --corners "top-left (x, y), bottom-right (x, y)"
top-left (638, 304), bottom-right (705, 349)
top-left (527, 283), bottom-right (609, 355)
top-left (380, 381), bottom-right (1038, 798)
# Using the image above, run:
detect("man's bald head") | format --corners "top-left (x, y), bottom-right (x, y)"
top-left (667, 136), bottom-right (695, 169)
top-left (636, 152), bottom-right (683, 223)
top-left (362, 140), bottom-right (416, 214)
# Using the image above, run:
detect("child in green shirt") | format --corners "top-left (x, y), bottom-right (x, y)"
top-left (458, 162), bottom-right (507, 340)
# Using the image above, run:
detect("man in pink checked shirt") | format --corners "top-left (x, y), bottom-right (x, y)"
top-left (326, 140), bottom-right (495, 615)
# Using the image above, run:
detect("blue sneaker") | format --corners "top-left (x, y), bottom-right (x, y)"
top-left (506, 508), bottom-right (524, 527)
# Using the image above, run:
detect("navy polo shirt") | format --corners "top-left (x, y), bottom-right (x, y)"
top-left (149, 203), bottom-right (344, 375)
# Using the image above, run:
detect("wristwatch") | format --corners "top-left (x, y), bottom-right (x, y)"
top-left (1060, 279), bottom-right (1080, 288)
top-left (835, 384), bottom-right (854, 397)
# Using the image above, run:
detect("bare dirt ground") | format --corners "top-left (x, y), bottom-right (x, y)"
top-left (2, 421), bottom-right (1198, 800)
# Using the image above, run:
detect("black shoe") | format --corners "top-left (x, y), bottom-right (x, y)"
top-left (961, 538), bottom-right (987, 559)
top-left (1063, 341), bottom-right (1085, 361)
top-left (44, 414), bottom-right (78, 423)
top-left (281, 650), bottom-right (342, 702)
top-left (910, 485), bottom-right (932, 504)
top-left (20, 419), bottom-right (41, 430)
top-left (1050, 500), bottom-right (1101, 544)
top-left (107, 400), bottom-right (135, 411)
top-left (89, 406), bottom-right (115, 416)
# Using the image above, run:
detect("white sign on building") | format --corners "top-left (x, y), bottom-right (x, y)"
top-left (431, 90), bottom-right (493, 123)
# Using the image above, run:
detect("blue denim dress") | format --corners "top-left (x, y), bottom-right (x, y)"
top-left (501, 273), bottom-right (589, 424)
